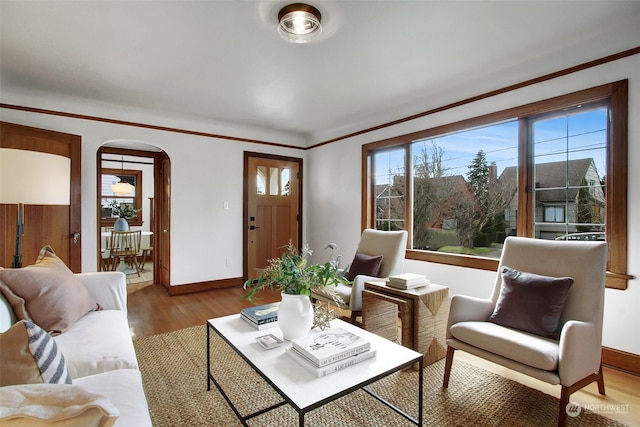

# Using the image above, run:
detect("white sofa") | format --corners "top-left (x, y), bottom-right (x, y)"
top-left (0, 271), bottom-right (152, 426)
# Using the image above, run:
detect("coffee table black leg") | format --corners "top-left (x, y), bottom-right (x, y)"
top-left (418, 357), bottom-right (423, 426)
top-left (206, 322), bottom-right (211, 391)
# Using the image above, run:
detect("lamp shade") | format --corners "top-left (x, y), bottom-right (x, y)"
top-left (0, 148), bottom-right (71, 205)
top-left (111, 181), bottom-right (134, 196)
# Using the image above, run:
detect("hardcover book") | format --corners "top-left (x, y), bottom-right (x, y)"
top-left (290, 327), bottom-right (370, 367)
top-left (286, 347), bottom-right (377, 378)
top-left (240, 302), bottom-right (279, 324)
top-left (388, 273), bottom-right (429, 289)
top-left (240, 313), bottom-right (278, 330)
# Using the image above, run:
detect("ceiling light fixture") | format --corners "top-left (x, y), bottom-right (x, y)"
top-left (278, 3), bottom-right (322, 43)
top-left (111, 155), bottom-right (134, 196)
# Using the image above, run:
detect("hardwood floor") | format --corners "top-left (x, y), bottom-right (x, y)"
top-left (127, 282), bottom-right (640, 426)
top-left (126, 281), bottom-right (280, 339)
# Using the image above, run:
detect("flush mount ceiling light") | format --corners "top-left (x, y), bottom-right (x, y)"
top-left (278, 3), bottom-right (322, 43)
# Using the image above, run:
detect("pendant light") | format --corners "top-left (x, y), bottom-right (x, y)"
top-left (111, 155), bottom-right (134, 196)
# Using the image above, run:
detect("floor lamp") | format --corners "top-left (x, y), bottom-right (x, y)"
top-left (0, 148), bottom-right (71, 268)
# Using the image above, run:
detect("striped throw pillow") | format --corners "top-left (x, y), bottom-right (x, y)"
top-left (0, 320), bottom-right (71, 386)
top-left (25, 320), bottom-right (72, 384)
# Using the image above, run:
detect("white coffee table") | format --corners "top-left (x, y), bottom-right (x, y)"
top-left (207, 314), bottom-right (423, 426)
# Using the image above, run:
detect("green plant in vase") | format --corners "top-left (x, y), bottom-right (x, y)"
top-left (108, 200), bottom-right (141, 231)
top-left (243, 242), bottom-right (349, 335)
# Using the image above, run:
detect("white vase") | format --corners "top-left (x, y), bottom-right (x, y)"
top-left (113, 217), bottom-right (129, 231)
top-left (278, 292), bottom-right (314, 340)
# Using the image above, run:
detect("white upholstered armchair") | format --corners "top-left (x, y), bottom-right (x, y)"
top-left (442, 236), bottom-right (608, 426)
top-left (312, 229), bottom-right (407, 322)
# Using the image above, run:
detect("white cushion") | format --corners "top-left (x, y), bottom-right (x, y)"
top-left (450, 321), bottom-right (559, 371)
top-left (54, 311), bottom-right (138, 379)
top-left (74, 369), bottom-right (152, 427)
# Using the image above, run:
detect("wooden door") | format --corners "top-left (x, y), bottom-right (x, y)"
top-left (245, 153), bottom-right (302, 278)
top-left (157, 151), bottom-right (171, 288)
top-left (0, 122), bottom-right (81, 271)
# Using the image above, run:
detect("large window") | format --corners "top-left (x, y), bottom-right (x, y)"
top-left (363, 81), bottom-right (629, 289)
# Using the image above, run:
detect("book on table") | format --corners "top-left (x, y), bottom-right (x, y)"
top-left (387, 273), bottom-right (429, 289)
top-left (290, 327), bottom-right (371, 368)
top-left (286, 347), bottom-right (377, 378)
top-left (240, 302), bottom-right (279, 330)
top-left (240, 302), bottom-right (279, 324)
top-left (241, 313), bottom-right (278, 330)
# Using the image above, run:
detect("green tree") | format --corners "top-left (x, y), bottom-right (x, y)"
top-left (412, 141), bottom-right (451, 248)
top-left (452, 151), bottom-right (514, 248)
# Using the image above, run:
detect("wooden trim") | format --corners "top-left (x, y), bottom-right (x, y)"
top-left (364, 82), bottom-right (621, 152)
top-left (242, 152), bottom-right (304, 282)
top-left (100, 167), bottom-right (143, 227)
top-left (0, 104), bottom-right (303, 150)
top-left (606, 80), bottom-right (629, 286)
top-left (309, 46), bottom-right (640, 149)
top-left (361, 145), bottom-right (371, 230)
top-left (1, 48), bottom-right (637, 154)
top-left (406, 249), bottom-right (499, 272)
top-left (602, 346), bottom-right (640, 376)
top-left (167, 278), bottom-right (245, 295)
top-left (364, 81), bottom-right (631, 289)
top-left (1, 122), bottom-right (82, 271)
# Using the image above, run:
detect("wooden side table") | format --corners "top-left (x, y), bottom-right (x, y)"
top-left (362, 281), bottom-right (449, 365)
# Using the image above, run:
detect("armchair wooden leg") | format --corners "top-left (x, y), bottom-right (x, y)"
top-left (442, 346), bottom-right (455, 388)
top-left (559, 386), bottom-right (570, 427)
top-left (558, 368), bottom-right (605, 427)
top-left (596, 365), bottom-right (606, 395)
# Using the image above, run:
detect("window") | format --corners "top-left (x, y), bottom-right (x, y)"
top-left (363, 81), bottom-right (629, 289)
top-left (256, 166), bottom-right (292, 196)
top-left (100, 168), bottom-right (143, 227)
top-left (532, 106), bottom-right (606, 239)
top-left (374, 148), bottom-right (405, 231)
top-left (543, 206), bottom-right (565, 223)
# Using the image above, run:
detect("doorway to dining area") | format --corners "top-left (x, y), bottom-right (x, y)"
top-left (98, 145), bottom-right (170, 288)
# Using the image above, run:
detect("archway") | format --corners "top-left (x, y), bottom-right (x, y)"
top-left (97, 142), bottom-right (170, 288)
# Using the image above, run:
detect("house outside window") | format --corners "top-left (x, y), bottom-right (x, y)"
top-left (543, 206), bottom-right (565, 223)
top-left (363, 81), bottom-right (629, 289)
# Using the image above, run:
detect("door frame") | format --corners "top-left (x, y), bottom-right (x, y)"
top-left (1, 122), bottom-right (82, 271)
top-left (243, 152), bottom-right (303, 281)
top-left (97, 146), bottom-right (170, 287)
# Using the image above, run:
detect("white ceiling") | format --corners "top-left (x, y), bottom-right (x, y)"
top-left (1, 1), bottom-right (639, 145)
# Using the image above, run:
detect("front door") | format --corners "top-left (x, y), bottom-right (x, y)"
top-left (0, 122), bottom-right (81, 271)
top-left (245, 153), bottom-right (302, 278)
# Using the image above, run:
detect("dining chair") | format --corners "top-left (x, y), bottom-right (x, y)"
top-left (109, 230), bottom-right (142, 276)
top-left (101, 227), bottom-right (115, 271)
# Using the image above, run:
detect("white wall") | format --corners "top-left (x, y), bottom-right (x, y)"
top-left (1, 54), bottom-right (637, 355)
top-left (306, 54), bottom-right (640, 356)
top-left (0, 101), bottom-right (306, 286)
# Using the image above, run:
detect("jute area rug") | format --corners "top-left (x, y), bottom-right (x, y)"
top-left (133, 325), bottom-right (625, 427)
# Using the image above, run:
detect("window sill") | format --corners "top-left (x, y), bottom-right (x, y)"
top-left (406, 249), bottom-right (630, 290)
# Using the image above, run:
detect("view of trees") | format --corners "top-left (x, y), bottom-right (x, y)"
top-left (407, 143), bottom-right (515, 250)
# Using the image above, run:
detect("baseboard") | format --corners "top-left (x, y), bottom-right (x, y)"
top-left (602, 346), bottom-right (640, 376)
top-left (167, 277), bottom-right (244, 296)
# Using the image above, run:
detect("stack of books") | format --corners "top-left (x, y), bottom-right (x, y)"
top-left (240, 302), bottom-right (279, 330)
top-left (286, 327), bottom-right (376, 377)
top-left (387, 273), bottom-right (429, 289)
